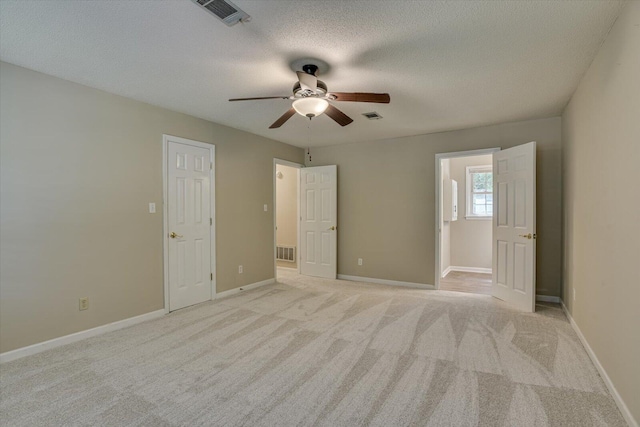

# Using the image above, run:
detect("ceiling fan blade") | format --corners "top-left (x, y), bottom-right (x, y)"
top-left (325, 104), bottom-right (354, 127)
top-left (229, 96), bottom-right (291, 101)
top-left (269, 108), bottom-right (296, 129)
top-left (296, 71), bottom-right (317, 93)
top-left (329, 92), bottom-right (390, 103)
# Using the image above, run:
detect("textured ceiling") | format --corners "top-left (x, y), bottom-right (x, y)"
top-left (0, 0), bottom-right (625, 148)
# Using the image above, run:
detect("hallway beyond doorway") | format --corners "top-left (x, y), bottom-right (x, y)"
top-left (440, 271), bottom-right (492, 295)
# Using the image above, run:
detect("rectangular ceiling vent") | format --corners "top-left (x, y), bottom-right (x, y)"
top-left (193, 0), bottom-right (251, 26)
top-left (362, 112), bottom-right (383, 120)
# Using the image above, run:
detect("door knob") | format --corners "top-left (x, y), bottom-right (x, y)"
top-left (328, 226), bottom-right (336, 231)
top-left (170, 232), bottom-right (183, 239)
top-left (518, 233), bottom-right (536, 240)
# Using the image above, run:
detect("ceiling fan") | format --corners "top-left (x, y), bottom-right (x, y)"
top-left (229, 64), bottom-right (390, 128)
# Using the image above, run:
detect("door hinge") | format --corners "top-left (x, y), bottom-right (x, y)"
top-left (210, 273), bottom-right (213, 281)
top-left (210, 218), bottom-right (213, 226)
top-left (210, 162), bottom-right (213, 170)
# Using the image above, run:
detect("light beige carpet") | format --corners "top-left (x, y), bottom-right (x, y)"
top-left (0, 269), bottom-right (627, 426)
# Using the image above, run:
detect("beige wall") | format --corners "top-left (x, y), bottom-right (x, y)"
top-left (276, 164), bottom-right (298, 268)
top-left (450, 154), bottom-right (493, 269)
top-left (307, 116), bottom-right (562, 296)
top-left (0, 62), bottom-right (304, 353)
top-left (562, 2), bottom-right (640, 423)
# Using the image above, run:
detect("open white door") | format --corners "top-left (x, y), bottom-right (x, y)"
top-left (300, 165), bottom-right (337, 278)
top-left (492, 141), bottom-right (536, 312)
top-left (166, 138), bottom-right (213, 311)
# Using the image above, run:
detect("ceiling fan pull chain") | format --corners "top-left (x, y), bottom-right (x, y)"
top-left (307, 121), bottom-right (312, 163)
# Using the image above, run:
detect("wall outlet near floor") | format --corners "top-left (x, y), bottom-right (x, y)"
top-left (358, 258), bottom-right (363, 266)
top-left (79, 297), bottom-right (89, 311)
top-left (238, 265), bottom-right (243, 274)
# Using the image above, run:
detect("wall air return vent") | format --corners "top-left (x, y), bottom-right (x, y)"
top-left (276, 246), bottom-right (296, 263)
top-left (362, 112), bottom-right (383, 120)
top-left (192, 0), bottom-right (251, 26)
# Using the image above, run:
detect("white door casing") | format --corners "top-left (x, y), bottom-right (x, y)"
top-left (492, 141), bottom-right (536, 312)
top-left (300, 165), bottom-right (337, 279)
top-left (166, 137), bottom-right (214, 311)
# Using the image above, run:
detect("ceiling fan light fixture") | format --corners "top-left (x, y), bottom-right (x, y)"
top-left (292, 98), bottom-right (329, 118)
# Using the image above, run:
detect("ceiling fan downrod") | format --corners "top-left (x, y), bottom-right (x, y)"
top-left (302, 64), bottom-right (319, 76)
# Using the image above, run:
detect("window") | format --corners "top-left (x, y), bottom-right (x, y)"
top-left (466, 165), bottom-right (493, 218)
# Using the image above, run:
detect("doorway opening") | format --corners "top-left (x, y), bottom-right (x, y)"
top-left (435, 148), bottom-right (499, 295)
top-left (273, 160), bottom-right (339, 281)
top-left (436, 143), bottom-right (537, 311)
top-left (273, 159), bottom-right (302, 280)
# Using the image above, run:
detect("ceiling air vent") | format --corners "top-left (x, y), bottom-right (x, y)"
top-left (362, 112), bottom-right (383, 120)
top-left (192, 0), bottom-right (251, 26)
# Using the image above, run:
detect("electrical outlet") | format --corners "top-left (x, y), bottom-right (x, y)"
top-left (264, 204), bottom-right (268, 212)
top-left (358, 258), bottom-right (363, 266)
top-left (238, 265), bottom-right (243, 274)
top-left (79, 297), bottom-right (89, 311)
top-left (573, 288), bottom-right (576, 302)
top-left (148, 202), bottom-right (156, 213)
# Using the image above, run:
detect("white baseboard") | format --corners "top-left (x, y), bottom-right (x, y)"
top-left (449, 266), bottom-right (492, 274)
top-left (214, 278), bottom-right (275, 300)
top-left (0, 309), bottom-right (165, 364)
top-left (441, 266), bottom-right (452, 278)
top-left (338, 274), bottom-right (434, 290)
top-left (535, 295), bottom-right (561, 303)
top-left (561, 300), bottom-right (638, 427)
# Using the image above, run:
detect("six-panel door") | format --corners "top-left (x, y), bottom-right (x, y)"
top-left (167, 141), bottom-right (212, 311)
top-left (492, 142), bottom-right (536, 312)
top-left (300, 165), bottom-right (337, 279)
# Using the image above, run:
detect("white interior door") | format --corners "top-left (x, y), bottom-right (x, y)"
top-left (300, 165), bottom-right (337, 278)
top-left (167, 140), bottom-right (213, 311)
top-left (492, 141), bottom-right (536, 312)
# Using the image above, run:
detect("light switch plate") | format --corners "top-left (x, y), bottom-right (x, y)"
top-left (149, 203), bottom-right (156, 213)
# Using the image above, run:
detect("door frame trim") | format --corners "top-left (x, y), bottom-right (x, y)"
top-left (162, 135), bottom-right (216, 314)
top-left (434, 147), bottom-right (500, 290)
top-left (273, 158), bottom-right (303, 279)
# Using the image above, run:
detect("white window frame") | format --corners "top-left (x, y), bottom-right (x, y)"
top-left (466, 165), bottom-right (493, 220)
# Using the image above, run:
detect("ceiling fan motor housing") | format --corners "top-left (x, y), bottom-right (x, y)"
top-left (293, 80), bottom-right (327, 97)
